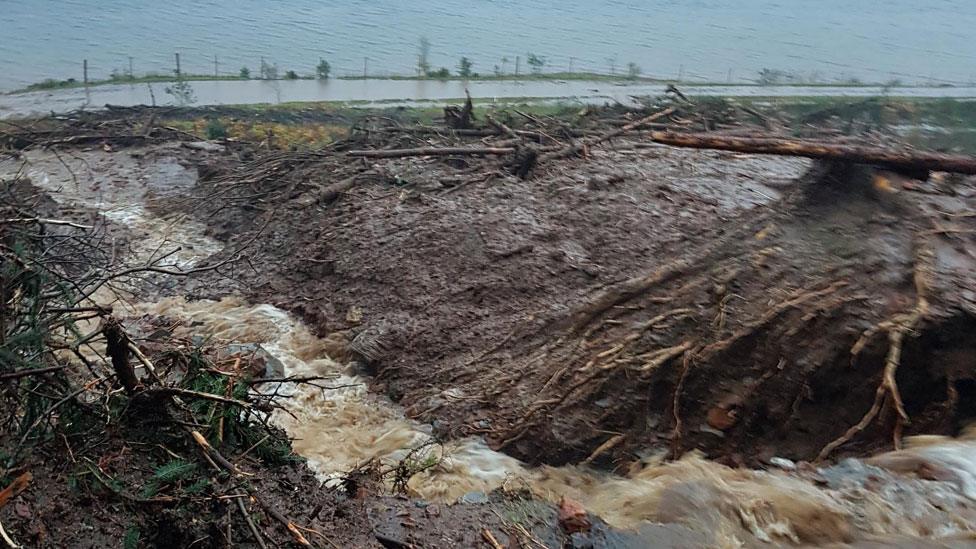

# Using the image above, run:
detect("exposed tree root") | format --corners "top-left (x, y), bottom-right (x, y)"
top-left (817, 243), bottom-right (934, 461)
top-left (583, 308), bottom-right (695, 370)
top-left (567, 260), bottom-right (695, 334)
top-left (700, 280), bottom-right (849, 356)
top-left (634, 341), bottom-right (696, 374)
top-left (669, 350), bottom-right (698, 459)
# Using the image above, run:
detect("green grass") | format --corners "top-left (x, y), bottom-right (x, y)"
top-left (12, 73), bottom-right (259, 94)
top-left (338, 71), bottom-right (661, 83)
top-left (15, 69), bottom-right (955, 95)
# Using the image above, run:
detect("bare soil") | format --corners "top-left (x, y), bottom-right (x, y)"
top-left (5, 101), bottom-right (976, 547)
top-left (169, 102), bottom-right (976, 472)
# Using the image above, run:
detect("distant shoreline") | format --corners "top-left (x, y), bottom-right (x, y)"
top-left (7, 70), bottom-right (960, 96)
top-left (5, 76), bottom-right (976, 121)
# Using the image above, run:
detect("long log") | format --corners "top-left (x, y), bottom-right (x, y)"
top-left (648, 131), bottom-right (976, 175)
top-left (347, 146), bottom-right (516, 159)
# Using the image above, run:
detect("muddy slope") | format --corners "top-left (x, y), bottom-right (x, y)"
top-left (176, 117), bottom-right (976, 468)
top-left (0, 146), bottom-right (646, 549)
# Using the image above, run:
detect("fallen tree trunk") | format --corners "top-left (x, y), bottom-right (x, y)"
top-left (317, 174), bottom-right (360, 203)
top-left (648, 131), bottom-right (976, 175)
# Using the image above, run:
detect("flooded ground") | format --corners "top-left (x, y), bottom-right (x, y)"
top-left (4, 111), bottom-right (976, 545)
top-left (3, 78), bottom-right (976, 119)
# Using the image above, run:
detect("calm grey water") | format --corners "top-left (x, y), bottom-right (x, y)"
top-left (1, 0), bottom-right (975, 92)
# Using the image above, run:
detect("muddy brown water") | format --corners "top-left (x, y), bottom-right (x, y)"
top-left (4, 144), bottom-right (976, 546)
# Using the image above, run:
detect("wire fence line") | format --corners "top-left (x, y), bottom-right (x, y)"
top-left (52, 50), bottom-right (976, 89)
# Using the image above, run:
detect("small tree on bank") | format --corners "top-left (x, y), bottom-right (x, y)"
top-left (316, 58), bottom-right (331, 79)
top-left (627, 62), bottom-right (641, 80)
top-left (418, 37), bottom-right (432, 76)
top-left (526, 53), bottom-right (545, 75)
top-left (260, 59), bottom-right (279, 80)
top-left (240, 66), bottom-right (251, 79)
top-left (458, 57), bottom-right (474, 78)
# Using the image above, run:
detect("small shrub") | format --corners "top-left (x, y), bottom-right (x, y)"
top-left (123, 526), bottom-right (141, 549)
top-left (239, 66), bottom-right (251, 79)
top-left (205, 119), bottom-right (227, 140)
top-left (316, 58), bottom-right (331, 79)
top-left (285, 70), bottom-right (299, 80)
top-left (164, 80), bottom-right (196, 106)
top-left (26, 78), bottom-right (77, 91)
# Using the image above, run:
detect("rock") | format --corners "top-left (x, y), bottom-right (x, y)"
top-left (459, 491), bottom-right (489, 504)
top-left (706, 405), bottom-right (737, 431)
top-left (226, 343), bottom-right (285, 378)
top-left (769, 457), bottom-right (797, 471)
top-left (558, 496), bottom-right (591, 534)
top-left (182, 141), bottom-right (226, 153)
top-left (566, 532), bottom-right (594, 549)
top-left (346, 305), bottom-right (364, 325)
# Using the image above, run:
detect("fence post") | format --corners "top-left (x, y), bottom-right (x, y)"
top-left (83, 59), bottom-right (88, 86)
top-left (175, 53), bottom-right (181, 77)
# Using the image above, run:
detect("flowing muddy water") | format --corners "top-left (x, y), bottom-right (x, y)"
top-left (5, 145), bottom-right (976, 544)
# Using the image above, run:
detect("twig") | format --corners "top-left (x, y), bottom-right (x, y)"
top-left (219, 357), bottom-right (242, 443)
top-left (0, 366), bottom-right (67, 381)
top-left (481, 528), bottom-right (504, 549)
top-left (0, 218), bottom-right (93, 230)
top-left (148, 388), bottom-right (252, 409)
top-left (0, 473), bottom-right (31, 509)
top-left (236, 497), bottom-right (269, 549)
top-left (485, 115), bottom-right (520, 141)
top-left (540, 106), bottom-right (677, 162)
top-left (581, 434), bottom-right (626, 465)
top-left (347, 146), bottom-right (515, 158)
top-left (237, 435), bottom-right (271, 462)
top-left (0, 520), bottom-right (19, 549)
top-left (190, 431), bottom-right (311, 546)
